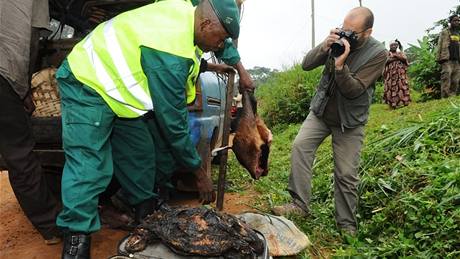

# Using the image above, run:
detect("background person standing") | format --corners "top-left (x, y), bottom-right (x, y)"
top-left (0, 0), bottom-right (61, 244)
top-left (383, 39), bottom-right (411, 108)
top-left (437, 14), bottom-right (460, 97)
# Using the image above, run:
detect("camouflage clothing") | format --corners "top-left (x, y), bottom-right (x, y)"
top-left (440, 61), bottom-right (460, 97)
top-left (383, 51), bottom-right (411, 108)
top-left (437, 28), bottom-right (460, 97)
top-left (437, 28), bottom-right (460, 63)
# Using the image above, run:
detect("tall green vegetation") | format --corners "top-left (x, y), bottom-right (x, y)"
top-left (246, 66), bottom-right (279, 85)
top-left (426, 5), bottom-right (460, 49)
top-left (405, 4), bottom-right (459, 101)
top-left (225, 98), bottom-right (460, 258)
top-left (406, 37), bottom-right (441, 99)
top-left (255, 64), bottom-right (321, 127)
top-left (355, 102), bottom-right (460, 257)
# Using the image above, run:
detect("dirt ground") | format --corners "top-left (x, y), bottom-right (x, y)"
top-left (0, 171), bottom-right (255, 259)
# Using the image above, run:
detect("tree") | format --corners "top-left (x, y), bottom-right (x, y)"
top-left (403, 5), bottom-right (459, 101)
top-left (247, 66), bottom-right (279, 86)
top-left (426, 5), bottom-right (460, 49)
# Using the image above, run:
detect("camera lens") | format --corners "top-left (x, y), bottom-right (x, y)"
top-left (330, 40), bottom-right (345, 57)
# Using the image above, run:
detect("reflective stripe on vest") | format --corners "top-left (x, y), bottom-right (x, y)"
top-left (186, 47), bottom-right (203, 101)
top-left (104, 20), bottom-right (153, 110)
top-left (82, 33), bottom-right (147, 116)
top-left (67, 0), bottom-right (198, 118)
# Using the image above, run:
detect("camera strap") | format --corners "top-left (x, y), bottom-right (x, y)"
top-left (325, 54), bottom-right (336, 97)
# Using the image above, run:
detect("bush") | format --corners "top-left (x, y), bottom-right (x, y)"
top-left (245, 98), bottom-right (460, 258)
top-left (372, 80), bottom-right (384, 104)
top-left (356, 102), bottom-right (460, 257)
top-left (256, 65), bottom-right (321, 127)
top-left (406, 37), bottom-right (442, 100)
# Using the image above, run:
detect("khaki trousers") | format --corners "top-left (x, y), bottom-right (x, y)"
top-left (288, 112), bottom-right (364, 231)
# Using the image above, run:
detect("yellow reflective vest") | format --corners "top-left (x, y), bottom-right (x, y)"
top-left (68, 0), bottom-right (199, 118)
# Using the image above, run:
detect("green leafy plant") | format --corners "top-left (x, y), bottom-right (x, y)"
top-left (406, 37), bottom-right (441, 100)
top-left (226, 96), bottom-right (460, 258)
top-left (426, 5), bottom-right (460, 49)
top-left (255, 65), bottom-right (321, 127)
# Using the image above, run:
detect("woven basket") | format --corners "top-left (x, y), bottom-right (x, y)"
top-left (31, 68), bottom-right (61, 117)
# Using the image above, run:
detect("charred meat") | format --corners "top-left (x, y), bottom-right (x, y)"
top-left (125, 205), bottom-right (264, 258)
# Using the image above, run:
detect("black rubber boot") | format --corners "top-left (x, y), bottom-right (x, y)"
top-left (61, 232), bottom-right (91, 259)
top-left (134, 198), bottom-right (158, 224)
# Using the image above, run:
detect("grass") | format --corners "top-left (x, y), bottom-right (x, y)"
top-left (224, 95), bottom-right (460, 258)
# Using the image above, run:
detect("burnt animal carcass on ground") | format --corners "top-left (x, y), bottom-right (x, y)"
top-left (125, 204), bottom-right (264, 258)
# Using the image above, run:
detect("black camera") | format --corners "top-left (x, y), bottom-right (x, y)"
top-left (330, 30), bottom-right (358, 57)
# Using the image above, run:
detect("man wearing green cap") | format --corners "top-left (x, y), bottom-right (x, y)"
top-left (187, 0), bottom-right (254, 91)
top-left (110, 0), bottom-right (253, 206)
top-left (108, 0), bottom-right (249, 210)
top-left (56, 0), bottom-right (241, 258)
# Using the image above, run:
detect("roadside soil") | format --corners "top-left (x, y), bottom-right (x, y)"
top-left (0, 171), bottom-right (256, 259)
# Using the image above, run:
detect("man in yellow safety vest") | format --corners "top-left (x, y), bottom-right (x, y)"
top-left (56, 0), bottom-right (240, 258)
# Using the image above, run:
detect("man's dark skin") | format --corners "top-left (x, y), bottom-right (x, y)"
top-left (387, 42), bottom-right (408, 65)
top-left (451, 16), bottom-right (460, 32)
top-left (389, 42), bottom-right (399, 53)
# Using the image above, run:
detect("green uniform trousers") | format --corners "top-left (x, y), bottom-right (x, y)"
top-left (113, 114), bottom-right (178, 204)
top-left (56, 60), bottom-right (155, 233)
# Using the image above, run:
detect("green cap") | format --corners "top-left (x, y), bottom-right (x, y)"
top-left (208, 0), bottom-right (240, 39)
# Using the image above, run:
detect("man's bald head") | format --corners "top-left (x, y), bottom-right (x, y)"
top-left (194, 0), bottom-right (229, 52)
top-left (195, 0), bottom-right (223, 29)
top-left (346, 7), bottom-right (374, 31)
top-left (341, 6), bottom-right (374, 45)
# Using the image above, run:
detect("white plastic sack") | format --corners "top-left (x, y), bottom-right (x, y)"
top-left (238, 213), bottom-right (311, 257)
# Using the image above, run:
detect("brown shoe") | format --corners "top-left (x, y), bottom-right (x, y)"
top-left (271, 203), bottom-right (308, 217)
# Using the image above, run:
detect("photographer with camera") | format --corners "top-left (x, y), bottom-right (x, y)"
top-left (272, 7), bottom-right (387, 237)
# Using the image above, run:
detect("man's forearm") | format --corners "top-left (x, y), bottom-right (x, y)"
top-left (302, 43), bottom-right (328, 71)
top-left (335, 51), bottom-right (387, 99)
top-left (335, 65), bottom-right (367, 98)
top-left (234, 61), bottom-right (254, 90)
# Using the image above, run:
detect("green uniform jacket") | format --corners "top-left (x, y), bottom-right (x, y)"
top-left (140, 46), bottom-right (202, 170)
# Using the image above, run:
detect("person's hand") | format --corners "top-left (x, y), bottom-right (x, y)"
top-left (238, 74), bottom-right (254, 92)
top-left (23, 91), bottom-right (35, 116)
top-left (194, 168), bottom-right (216, 204)
top-left (322, 28), bottom-right (341, 52)
top-left (206, 62), bottom-right (236, 74)
top-left (334, 38), bottom-right (351, 70)
top-left (234, 62), bottom-right (255, 91)
top-left (213, 64), bottom-right (235, 74)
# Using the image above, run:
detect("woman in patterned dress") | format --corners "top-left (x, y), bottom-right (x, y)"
top-left (383, 40), bottom-right (411, 108)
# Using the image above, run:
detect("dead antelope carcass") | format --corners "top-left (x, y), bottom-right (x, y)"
top-left (232, 90), bottom-right (271, 180)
